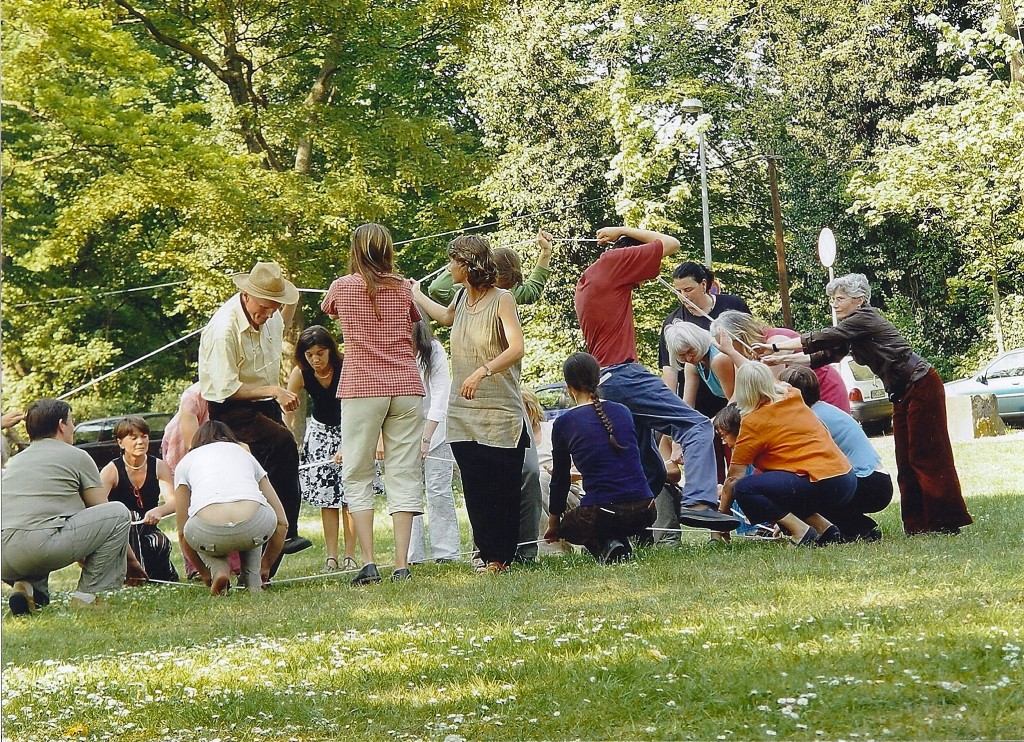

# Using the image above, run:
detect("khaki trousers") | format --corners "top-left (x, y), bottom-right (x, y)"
top-left (342, 395), bottom-right (424, 514)
top-left (1, 502), bottom-right (131, 596)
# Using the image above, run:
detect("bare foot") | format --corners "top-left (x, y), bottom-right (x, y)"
top-left (210, 573), bottom-right (230, 596)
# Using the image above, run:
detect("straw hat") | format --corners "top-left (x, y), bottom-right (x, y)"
top-left (232, 261), bottom-right (299, 305)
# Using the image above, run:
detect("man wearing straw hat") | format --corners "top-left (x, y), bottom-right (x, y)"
top-left (198, 261), bottom-right (311, 557)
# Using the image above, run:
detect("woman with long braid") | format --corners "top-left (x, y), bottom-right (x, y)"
top-left (543, 353), bottom-right (656, 563)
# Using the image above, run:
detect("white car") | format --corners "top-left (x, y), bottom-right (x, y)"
top-left (836, 356), bottom-right (893, 432)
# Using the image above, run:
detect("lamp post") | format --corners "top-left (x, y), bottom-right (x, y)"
top-left (681, 98), bottom-right (712, 268)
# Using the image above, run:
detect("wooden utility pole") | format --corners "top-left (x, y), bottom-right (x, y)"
top-left (767, 157), bottom-right (793, 329)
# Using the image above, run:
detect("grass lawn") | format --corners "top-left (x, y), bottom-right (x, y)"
top-left (2, 433), bottom-right (1022, 741)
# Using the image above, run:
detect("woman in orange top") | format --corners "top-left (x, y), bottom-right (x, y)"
top-left (717, 363), bottom-right (856, 546)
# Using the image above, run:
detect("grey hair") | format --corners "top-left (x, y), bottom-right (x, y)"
top-left (826, 273), bottom-right (871, 305)
top-left (664, 321), bottom-right (713, 370)
top-left (709, 310), bottom-right (765, 358)
top-left (733, 362), bottom-right (788, 417)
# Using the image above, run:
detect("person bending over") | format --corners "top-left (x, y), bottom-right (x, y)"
top-left (717, 365), bottom-right (856, 546)
top-left (198, 261), bottom-right (310, 558)
top-left (758, 273), bottom-right (971, 536)
top-left (709, 310), bottom-right (851, 413)
top-left (173, 421), bottom-right (288, 595)
top-left (780, 368), bottom-right (894, 542)
top-left (544, 353), bottom-right (657, 563)
top-left (574, 225), bottom-right (738, 533)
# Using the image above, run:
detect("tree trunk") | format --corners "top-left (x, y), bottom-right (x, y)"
top-left (991, 271), bottom-right (1005, 353)
top-left (1002, 0), bottom-right (1022, 83)
top-left (294, 48), bottom-right (341, 174)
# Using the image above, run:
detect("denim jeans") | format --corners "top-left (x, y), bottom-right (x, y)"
top-left (598, 362), bottom-right (718, 508)
top-left (734, 469), bottom-right (857, 525)
top-left (409, 443), bottom-right (461, 562)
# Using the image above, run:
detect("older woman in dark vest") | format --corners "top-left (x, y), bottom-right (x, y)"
top-left (760, 273), bottom-right (971, 535)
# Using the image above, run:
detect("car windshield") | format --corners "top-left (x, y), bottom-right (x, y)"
top-left (987, 351), bottom-right (1023, 380)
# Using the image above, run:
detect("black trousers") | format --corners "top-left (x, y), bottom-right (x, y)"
top-left (819, 470), bottom-right (894, 537)
top-left (558, 498), bottom-right (657, 560)
top-left (131, 523), bottom-right (179, 582)
top-left (451, 426), bottom-right (528, 565)
top-left (208, 399), bottom-right (301, 540)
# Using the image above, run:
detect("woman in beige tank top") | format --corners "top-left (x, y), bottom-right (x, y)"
top-left (412, 235), bottom-right (528, 573)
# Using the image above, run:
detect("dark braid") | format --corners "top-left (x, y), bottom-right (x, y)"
top-left (591, 396), bottom-right (626, 451)
top-left (562, 352), bottom-right (625, 451)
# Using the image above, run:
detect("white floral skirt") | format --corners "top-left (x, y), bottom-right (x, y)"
top-left (299, 417), bottom-right (345, 509)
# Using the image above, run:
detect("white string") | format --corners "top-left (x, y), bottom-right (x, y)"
top-left (389, 172), bottom-right (689, 247)
top-left (130, 513), bottom-right (174, 526)
top-left (57, 327), bottom-right (203, 400)
top-left (12, 280), bottom-right (188, 308)
top-left (147, 578), bottom-right (201, 587)
top-left (299, 454), bottom-right (452, 472)
top-left (655, 276), bottom-right (753, 352)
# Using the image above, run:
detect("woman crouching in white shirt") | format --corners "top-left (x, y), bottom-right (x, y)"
top-left (174, 421), bottom-right (288, 595)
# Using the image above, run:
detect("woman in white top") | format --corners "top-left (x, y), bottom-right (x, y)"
top-left (408, 319), bottom-right (460, 563)
top-left (173, 421), bottom-right (288, 595)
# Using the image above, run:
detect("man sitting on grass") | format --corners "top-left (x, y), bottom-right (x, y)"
top-left (1, 399), bottom-right (132, 615)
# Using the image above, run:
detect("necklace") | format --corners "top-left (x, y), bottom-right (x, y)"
top-left (314, 368), bottom-right (333, 380)
top-left (122, 455), bottom-right (146, 471)
top-left (467, 290), bottom-right (489, 309)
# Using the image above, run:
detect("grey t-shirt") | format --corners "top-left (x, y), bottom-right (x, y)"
top-left (1, 438), bottom-right (102, 530)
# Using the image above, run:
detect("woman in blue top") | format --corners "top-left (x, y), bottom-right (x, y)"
top-left (543, 352), bottom-right (656, 563)
top-left (663, 320), bottom-right (737, 404)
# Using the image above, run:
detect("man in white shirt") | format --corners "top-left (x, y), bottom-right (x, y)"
top-left (198, 261), bottom-right (310, 556)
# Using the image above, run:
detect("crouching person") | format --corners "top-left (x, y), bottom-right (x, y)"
top-left (1, 399), bottom-right (131, 614)
top-left (173, 421), bottom-right (288, 595)
top-left (543, 353), bottom-right (656, 563)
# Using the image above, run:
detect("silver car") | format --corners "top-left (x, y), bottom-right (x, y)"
top-left (944, 347), bottom-right (1024, 425)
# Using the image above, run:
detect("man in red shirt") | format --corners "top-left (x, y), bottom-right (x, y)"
top-left (574, 226), bottom-right (738, 531)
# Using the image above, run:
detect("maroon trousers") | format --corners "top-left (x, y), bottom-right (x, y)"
top-left (893, 368), bottom-right (973, 534)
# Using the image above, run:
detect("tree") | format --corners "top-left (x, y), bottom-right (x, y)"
top-left (1, 0), bottom-right (492, 414)
top-left (848, 7), bottom-right (1024, 354)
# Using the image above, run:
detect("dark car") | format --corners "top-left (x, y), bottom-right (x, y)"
top-left (73, 412), bottom-right (173, 469)
top-left (533, 382), bottom-right (574, 421)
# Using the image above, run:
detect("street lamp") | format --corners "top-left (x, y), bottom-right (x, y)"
top-left (681, 98), bottom-right (712, 268)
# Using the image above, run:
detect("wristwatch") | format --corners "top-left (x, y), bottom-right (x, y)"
top-left (483, 365), bottom-right (493, 377)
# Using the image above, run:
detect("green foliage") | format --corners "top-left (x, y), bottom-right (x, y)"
top-left (848, 6), bottom-right (1024, 356)
top-left (3, 0), bottom-right (1020, 411)
top-left (1, 0), bottom-right (492, 414)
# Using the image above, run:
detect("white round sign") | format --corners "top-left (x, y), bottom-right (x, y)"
top-left (817, 227), bottom-right (837, 268)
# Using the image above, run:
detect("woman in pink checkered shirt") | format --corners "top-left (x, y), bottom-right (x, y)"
top-left (321, 223), bottom-right (426, 585)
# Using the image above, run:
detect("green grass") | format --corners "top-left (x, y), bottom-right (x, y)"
top-left (3, 434), bottom-right (1023, 741)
